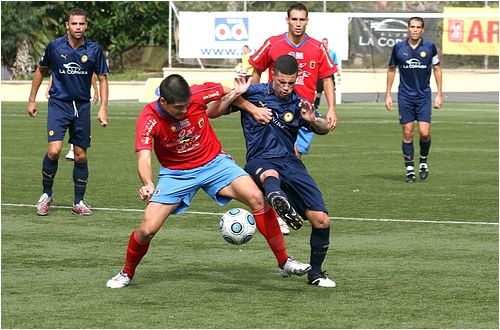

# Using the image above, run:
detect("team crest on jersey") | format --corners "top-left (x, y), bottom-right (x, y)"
top-left (198, 118), bottom-right (204, 128)
top-left (81, 55), bottom-right (88, 63)
top-left (309, 61), bottom-right (316, 69)
top-left (420, 51), bottom-right (427, 58)
top-left (283, 111), bottom-right (294, 123)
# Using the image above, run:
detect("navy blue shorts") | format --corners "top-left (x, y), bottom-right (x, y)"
top-left (47, 98), bottom-right (91, 148)
top-left (398, 93), bottom-right (432, 125)
top-left (245, 156), bottom-right (328, 219)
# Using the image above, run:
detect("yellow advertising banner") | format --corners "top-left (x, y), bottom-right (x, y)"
top-left (443, 7), bottom-right (499, 55)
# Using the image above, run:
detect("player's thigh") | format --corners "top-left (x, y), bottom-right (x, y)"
top-left (47, 98), bottom-right (73, 143)
top-left (139, 201), bottom-right (180, 237)
top-left (397, 95), bottom-right (417, 125)
top-left (219, 175), bottom-right (264, 210)
top-left (69, 101), bottom-right (91, 148)
top-left (415, 94), bottom-right (432, 124)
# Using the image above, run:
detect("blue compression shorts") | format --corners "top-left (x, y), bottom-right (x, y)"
top-left (47, 97), bottom-right (92, 148)
top-left (150, 153), bottom-right (248, 215)
top-left (244, 156), bottom-right (328, 219)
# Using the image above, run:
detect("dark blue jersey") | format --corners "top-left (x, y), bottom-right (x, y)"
top-left (388, 38), bottom-right (439, 98)
top-left (240, 83), bottom-right (310, 162)
top-left (40, 35), bottom-right (109, 101)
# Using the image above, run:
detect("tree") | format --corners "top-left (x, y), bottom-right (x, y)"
top-left (1, 2), bottom-right (52, 79)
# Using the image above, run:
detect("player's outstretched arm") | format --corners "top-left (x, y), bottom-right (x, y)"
top-left (207, 76), bottom-right (251, 119)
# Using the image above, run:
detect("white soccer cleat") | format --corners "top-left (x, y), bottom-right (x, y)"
top-left (36, 193), bottom-right (53, 216)
top-left (72, 200), bottom-right (93, 216)
top-left (277, 217), bottom-right (290, 235)
top-left (308, 271), bottom-right (336, 288)
top-left (65, 149), bottom-right (74, 161)
top-left (106, 271), bottom-right (131, 288)
top-left (278, 257), bottom-right (311, 277)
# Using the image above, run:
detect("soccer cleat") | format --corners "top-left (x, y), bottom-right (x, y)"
top-left (277, 217), bottom-right (290, 235)
top-left (36, 193), bottom-right (53, 216)
top-left (406, 172), bottom-right (416, 183)
top-left (419, 163), bottom-right (429, 180)
top-left (308, 271), bottom-right (336, 288)
top-left (278, 257), bottom-right (311, 277)
top-left (268, 193), bottom-right (303, 230)
top-left (106, 271), bottom-right (131, 288)
top-left (65, 149), bottom-right (74, 161)
top-left (72, 200), bottom-right (93, 216)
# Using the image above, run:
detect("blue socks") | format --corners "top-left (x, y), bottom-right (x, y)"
top-left (42, 154), bottom-right (58, 196)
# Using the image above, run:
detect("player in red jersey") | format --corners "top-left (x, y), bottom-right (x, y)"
top-left (248, 2), bottom-right (338, 156)
top-left (106, 74), bottom-right (311, 288)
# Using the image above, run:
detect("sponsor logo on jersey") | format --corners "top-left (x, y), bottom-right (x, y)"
top-left (202, 90), bottom-right (221, 100)
top-left (288, 51), bottom-right (304, 60)
top-left (59, 62), bottom-right (88, 75)
top-left (214, 18), bottom-right (249, 41)
top-left (403, 58), bottom-right (426, 69)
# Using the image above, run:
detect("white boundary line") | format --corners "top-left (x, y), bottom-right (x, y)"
top-left (2, 203), bottom-right (498, 226)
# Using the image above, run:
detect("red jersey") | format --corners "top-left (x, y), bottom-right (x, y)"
top-left (250, 33), bottom-right (338, 102)
top-left (135, 82), bottom-right (224, 170)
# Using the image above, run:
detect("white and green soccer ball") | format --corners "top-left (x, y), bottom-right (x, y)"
top-left (219, 208), bottom-right (256, 245)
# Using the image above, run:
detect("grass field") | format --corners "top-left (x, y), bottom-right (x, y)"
top-left (1, 101), bottom-right (498, 328)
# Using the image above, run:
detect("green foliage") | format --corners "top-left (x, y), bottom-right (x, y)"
top-left (1, 101), bottom-right (498, 328)
top-left (0, 2), bottom-right (51, 67)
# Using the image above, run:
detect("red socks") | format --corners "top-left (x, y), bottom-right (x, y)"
top-left (253, 205), bottom-right (288, 266)
top-left (122, 230), bottom-right (150, 277)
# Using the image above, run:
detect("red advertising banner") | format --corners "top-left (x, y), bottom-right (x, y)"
top-left (443, 7), bottom-right (499, 55)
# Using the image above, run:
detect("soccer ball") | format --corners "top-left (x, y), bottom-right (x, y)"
top-left (219, 208), bottom-right (256, 245)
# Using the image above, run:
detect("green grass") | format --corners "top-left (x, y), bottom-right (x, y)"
top-left (1, 101), bottom-right (498, 328)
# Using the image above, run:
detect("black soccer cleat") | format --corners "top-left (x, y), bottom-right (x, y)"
top-left (268, 192), bottom-right (303, 230)
top-left (406, 171), bottom-right (416, 183)
top-left (419, 163), bottom-right (429, 180)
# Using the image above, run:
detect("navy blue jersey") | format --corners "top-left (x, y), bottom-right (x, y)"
top-left (240, 83), bottom-right (310, 162)
top-left (388, 38), bottom-right (439, 98)
top-left (40, 35), bottom-right (109, 101)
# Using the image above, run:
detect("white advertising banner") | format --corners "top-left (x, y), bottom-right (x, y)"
top-left (179, 11), bottom-right (349, 60)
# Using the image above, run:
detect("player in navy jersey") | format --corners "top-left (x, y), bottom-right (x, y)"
top-left (213, 55), bottom-right (336, 288)
top-left (106, 74), bottom-right (311, 289)
top-left (243, 2), bottom-right (338, 234)
top-left (27, 8), bottom-right (109, 215)
top-left (385, 17), bottom-right (443, 182)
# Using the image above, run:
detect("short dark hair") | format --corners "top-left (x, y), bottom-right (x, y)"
top-left (274, 55), bottom-right (299, 76)
top-left (159, 74), bottom-right (191, 104)
top-left (287, 2), bottom-right (308, 18)
top-left (68, 8), bottom-right (87, 21)
top-left (408, 16), bottom-right (424, 28)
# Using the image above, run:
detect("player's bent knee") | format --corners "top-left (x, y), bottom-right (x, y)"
top-left (245, 189), bottom-right (266, 210)
top-left (308, 211), bottom-right (330, 229)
